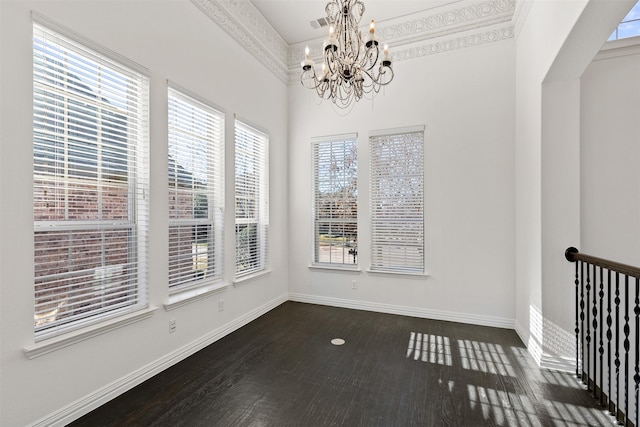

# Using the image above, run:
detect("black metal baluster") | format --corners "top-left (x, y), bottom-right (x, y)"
top-left (624, 275), bottom-right (630, 426)
top-left (599, 266), bottom-right (604, 405)
top-left (607, 269), bottom-right (613, 415)
top-left (581, 261), bottom-right (586, 383)
top-left (615, 273), bottom-right (621, 421)
top-left (635, 277), bottom-right (639, 427)
top-left (593, 264), bottom-right (599, 398)
top-left (586, 263), bottom-right (592, 389)
top-left (576, 260), bottom-right (581, 379)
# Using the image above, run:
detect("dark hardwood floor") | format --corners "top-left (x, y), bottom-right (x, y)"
top-left (70, 302), bottom-right (611, 426)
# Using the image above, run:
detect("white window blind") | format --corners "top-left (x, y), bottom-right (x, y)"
top-left (312, 134), bottom-right (358, 266)
top-left (369, 126), bottom-right (424, 273)
top-left (235, 120), bottom-right (269, 278)
top-left (33, 23), bottom-right (149, 340)
top-left (168, 86), bottom-right (224, 292)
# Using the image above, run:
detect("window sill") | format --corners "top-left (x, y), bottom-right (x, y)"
top-left (308, 264), bottom-right (361, 274)
top-left (366, 269), bottom-right (430, 278)
top-left (165, 282), bottom-right (230, 311)
top-left (24, 306), bottom-right (158, 359)
top-left (233, 269), bottom-right (272, 287)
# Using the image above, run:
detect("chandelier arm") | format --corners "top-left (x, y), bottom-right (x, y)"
top-left (377, 65), bottom-right (394, 86)
top-left (325, 49), bottom-right (339, 76)
top-left (362, 44), bottom-right (380, 72)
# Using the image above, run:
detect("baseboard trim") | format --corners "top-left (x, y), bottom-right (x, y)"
top-left (288, 293), bottom-right (516, 329)
top-left (514, 321), bottom-right (529, 349)
top-left (29, 292), bottom-right (289, 427)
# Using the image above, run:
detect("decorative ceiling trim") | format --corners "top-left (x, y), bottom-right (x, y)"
top-left (191, 0), bottom-right (516, 84)
top-left (512, 0), bottom-right (533, 39)
top-left (377, 0), bottom-right (515, 45)
top-left (191, 0), bottom-right (289, 83)
top-left (391, 25), bottom-right (515, 62)
top-left (288, 0), bottom-right (515, 69)
top-left (287, 24), bottom-right (515, 84)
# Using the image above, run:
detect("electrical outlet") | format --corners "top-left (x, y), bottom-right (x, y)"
top-left (219, 299), bottom-right (224, 312)
top-left (169, 319), bottom-right (176, 333)
top-left (352, 280), bottom-right (357, 290)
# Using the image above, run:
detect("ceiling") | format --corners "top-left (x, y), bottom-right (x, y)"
top-left (251, 0), bottom-right (464, 45)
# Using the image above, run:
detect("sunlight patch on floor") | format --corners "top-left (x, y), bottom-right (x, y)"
top-left (406, 332), bottom-right (452, 365)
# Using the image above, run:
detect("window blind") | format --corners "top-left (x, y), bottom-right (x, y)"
top-left (168, 86), bottom-right (224, 292)
top-left (312, 134), bottom-right (358, 266)
top-left (33, 23), bottom-right (149, 340)
top-left (369, 127), bottom-right (424, 273)
top-left (235, 120), bottom-right (269, 278)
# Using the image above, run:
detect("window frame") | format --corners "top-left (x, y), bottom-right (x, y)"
top-left (368, 125), bottom-right (425, 275)
top-left (32, 18), bottom-right (150, 341)
top-left (234, 119), bottom-right (269, 279)
top-left (167, 84), bottom-right (225, 297)
top-left (311, 133), bottom-right (358, 268)
top-left (609, 1), bottom-right (640, 41)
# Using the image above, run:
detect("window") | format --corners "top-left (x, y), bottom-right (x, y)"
top-left (312, 134), bottom-right (358, 266)
top-left (235, 120), bottom-right (269, 278)
top-left (33, 23), bottom-right (149, 339)
top-left (369, 126), bottom-right (425, 274)
top-left (168, 86), bottom-right (224, 294)
top-left (609, 1), bottom-right (640, 41)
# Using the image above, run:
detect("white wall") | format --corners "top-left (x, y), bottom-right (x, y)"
top-left (581, 45), bottom-right (640, 264)
top-left (0, 1), bottom-right (288, 425)
top-left (288, 40), bottom-right (516, 325)
top-left (514, 0), bottom-right (589, 358)
top-left (515, 0), bottom-right (635, 367)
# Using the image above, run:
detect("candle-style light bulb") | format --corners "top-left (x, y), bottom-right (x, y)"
top-left (324, 25), bottom-right (338, 52)
top-left (321, 63), bottom-right (328, 81)
top-left (382, 44), bottom-right (391, 67)
top-left (365, 19), bottom-right (377, 47)
top-left (301, 45), bottom-right (315, 71)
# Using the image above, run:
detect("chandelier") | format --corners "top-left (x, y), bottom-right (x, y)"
top-left (300, 0), bottom-right (394, 109)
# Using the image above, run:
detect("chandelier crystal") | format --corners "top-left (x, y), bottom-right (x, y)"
top-left (300, 0), bottom-right (394, 109)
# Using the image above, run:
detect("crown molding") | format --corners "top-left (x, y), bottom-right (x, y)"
top-left (512, 0), bottom-right (533, 39)
top-left (594, 35), bottom-right (640, 61)
top-left (191, 0), bottom-right (516, 84)
top-left (391, 24), bottom-right (514, 62)
top-left (287, 24), bottom-right (514, 84)
top-left (377, 0), bottom-right (514, 46)
top-left (190, 0), bottom-right (289, 83)
top-left (288, 0), bottom-right (515, 69)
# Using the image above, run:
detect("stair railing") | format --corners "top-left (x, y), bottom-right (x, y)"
top-left (565, 247), bottom-right (640, 427)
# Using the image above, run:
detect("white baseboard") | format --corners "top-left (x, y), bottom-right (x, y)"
top-left (288, 292), bottom-right (516, 329)
top-left (514, 321), bottom-right (529, 352)
top-left (30, 292), bottom-right (289, 427)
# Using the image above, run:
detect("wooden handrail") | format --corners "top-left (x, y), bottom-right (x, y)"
top-left (565, 247), bottom-right (640, 279)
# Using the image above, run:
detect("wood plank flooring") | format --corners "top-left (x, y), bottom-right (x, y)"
top-left (70, 302), bottom-right (612, 426)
